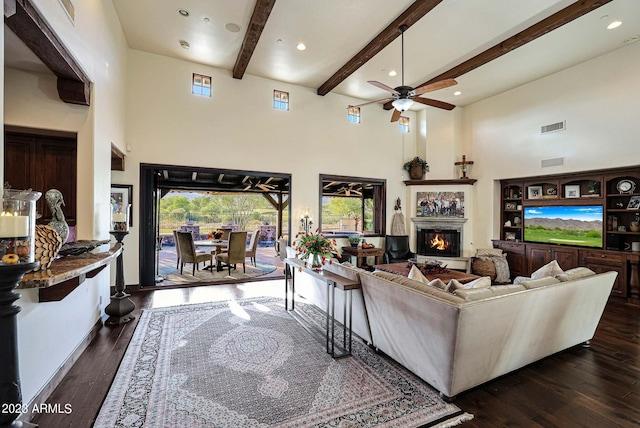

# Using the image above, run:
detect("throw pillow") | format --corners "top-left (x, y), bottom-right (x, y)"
top-left (408, 265), bottom-right (429, 283)
top-left (475, 248), bottom-right (503, 257)
top-left (448, 276), bottom-right (492, 292)
top-left (531, 260), bottom-right (564, 279)
top-left (408, 266), bottom-right (448, 290)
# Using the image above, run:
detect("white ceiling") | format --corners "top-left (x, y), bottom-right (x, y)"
top-left (5, 1), bottom-right (640, 110)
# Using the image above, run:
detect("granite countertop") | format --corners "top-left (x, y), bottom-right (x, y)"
top-left (18, 244), bottom-right (122, 289)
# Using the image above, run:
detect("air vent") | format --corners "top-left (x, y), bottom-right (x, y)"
top-left (541, 121), bottom-right (566, 134)
top-left (541, 157), bottom-right (564, 168)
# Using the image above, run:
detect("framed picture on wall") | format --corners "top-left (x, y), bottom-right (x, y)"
top-left (416, 191), bottom-right (465, 217)
top-left (110, 184), bottom-right (133, 226)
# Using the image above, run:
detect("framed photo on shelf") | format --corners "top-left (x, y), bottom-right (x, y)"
top-left (565, 184), bottom-right (580, 198)
top-left (110, 184), bottom-right (133, 226)
top-left (527, 186), bottom-right (543, 200)
top-left (505, 232), bottom-right (517, 241)
top-left (627, 196), bottom-right (640, 210)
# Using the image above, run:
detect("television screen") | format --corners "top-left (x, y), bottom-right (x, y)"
top-left (523, 205), bottom-right (603, 248)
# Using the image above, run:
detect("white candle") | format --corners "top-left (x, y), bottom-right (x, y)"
top-left (113, 212), bottom-right (126, 222)
top-left (0, 213), bottom-right (29, 238)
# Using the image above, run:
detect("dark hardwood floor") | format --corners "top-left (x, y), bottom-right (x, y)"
top-left (31, 280), bottom-right (640, 427)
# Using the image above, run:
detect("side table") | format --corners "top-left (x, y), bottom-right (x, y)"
top-left (341, 246), bottom-right (384, 269)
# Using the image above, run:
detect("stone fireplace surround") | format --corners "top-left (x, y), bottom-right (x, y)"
top-left (411, 217), bottom-right (468, 258)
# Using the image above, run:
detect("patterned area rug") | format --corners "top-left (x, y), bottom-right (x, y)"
top-left (159, 262), bottom-right (276, 284)
top-left (94, 298), bottom-right (473, 427)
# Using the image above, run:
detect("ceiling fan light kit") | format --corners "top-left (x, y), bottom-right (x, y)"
top-left (352, 25), bottom-right (457, 122)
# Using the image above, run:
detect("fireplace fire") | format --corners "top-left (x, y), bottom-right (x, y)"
top-left (418, 229), bottom-right (460, 257)
top-left (430, 234), bottom-right (449, 251)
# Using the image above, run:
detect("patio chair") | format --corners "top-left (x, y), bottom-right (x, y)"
top-left (245, 229), bottom-right (260, 266)
top-left (173, 230), bottom-right (181, 269)
top-left (216, 231), bottom-right (247, 275)
top-left (175, 231), bottom-right (212, 275)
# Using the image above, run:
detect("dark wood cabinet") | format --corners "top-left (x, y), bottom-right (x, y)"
top-left (526, 244), bottom-right (579, 273)
top-left (581, 250), bottom-right (627, 297)
top-left (4, 131), bottom-right (77, 226)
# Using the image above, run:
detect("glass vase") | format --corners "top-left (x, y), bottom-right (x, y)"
top-left (0, 189), bottom-right (42, 265)
top-left (307, 253), bottom-right (323, 270)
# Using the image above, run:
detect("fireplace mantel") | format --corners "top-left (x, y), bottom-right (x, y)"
top-left (404, 179), bottom-right (477, 186)
top-left (411, 217), bottom-right (468, 229)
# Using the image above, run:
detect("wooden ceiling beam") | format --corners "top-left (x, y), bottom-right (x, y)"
top-left (383, 0), bottom-right (612, 110)
top-left (5, 0), bottom-right (91, 105)
top-left (232, 0), bottom-right (277, 79)
top-left (317, 0), bottom-right (444, 96)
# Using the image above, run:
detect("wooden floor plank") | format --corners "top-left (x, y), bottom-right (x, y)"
top-left (29, 282), bottom-right (640, 427)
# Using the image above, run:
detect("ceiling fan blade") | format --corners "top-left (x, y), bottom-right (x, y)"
top-left (243, 184), bottom-right (251, 191)
top-left (411, 97), bottom-right (456, 111)
top-left (390, 108), bottom-right (402, 122)
top-left (368, 81), bottom-right (400, 95)
top-left (350, 97), bottom-right (393, 108)
top-left (257, 184), bottom-right (270, 192)
top-left (412, 79), bottom-right (458, 96)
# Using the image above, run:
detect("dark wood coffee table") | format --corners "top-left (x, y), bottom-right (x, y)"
top-left (374, 262), bottom-right (480, 284)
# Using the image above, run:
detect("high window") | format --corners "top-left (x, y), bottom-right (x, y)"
top-left (273, 90), bottom-right (289, 110)
top-left (192, 73), bottom-right (212, 97)
top-left (319, 174), bottom-right (386, 237)
top-left (399, 116), bottom-right (410, 133)
top-left (347, 106), bottom-right (360, 123)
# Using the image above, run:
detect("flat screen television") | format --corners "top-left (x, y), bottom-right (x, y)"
top-left (523, 205), bottom-right (603, 248)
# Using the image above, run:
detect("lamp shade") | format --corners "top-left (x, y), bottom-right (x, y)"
top-left (392, 98), bottom-right (414, 112)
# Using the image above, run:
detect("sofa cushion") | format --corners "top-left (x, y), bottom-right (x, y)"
top-left (519, 276), bottom-right (561, 289)
top-left (555, 267), bottom-right (596, 282)
top-left (447, 276), bottom-right (492, 292)
top-left (454, 284), bottom-right (526, 301)
top-left (531, 260), bottom-right (564, 279)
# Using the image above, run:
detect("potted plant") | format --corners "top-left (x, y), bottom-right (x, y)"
top-left (403, 156), bottom-right (429, 180)
top-left (348, 234), bottom-right (361, 248)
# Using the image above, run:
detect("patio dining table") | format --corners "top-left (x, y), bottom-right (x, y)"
top-left (193, 239), bottom-right (229, 270)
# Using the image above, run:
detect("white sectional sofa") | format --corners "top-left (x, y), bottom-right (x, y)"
top-left (292, 256), bottom-right (617, 399)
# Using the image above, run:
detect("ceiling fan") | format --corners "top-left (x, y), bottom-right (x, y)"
top-left (242, 176), bottom-right (275, 192)
top-left (337, 185), bottom-right (362, 196)
top-left (352, 25), bottom-right (458, 122)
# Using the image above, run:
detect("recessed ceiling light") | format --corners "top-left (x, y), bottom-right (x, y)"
top-left (277, 38), bottom-right (284, 44)
top-left (225, 23), bottom-right (241, 33)
top-left (388, 70), bottom-right (397, 77)
top-left (297, 42), bottom-right (306, 51)
top-left (203, 17), bottom-right (211, 24)
top-left (179, 40), bottom-right (190, 49)
top-left (454, 91), bottom-right (462, 96)
top-left (607, 20), bottom-right (622, 30)
top-left (178, 9), bottom-right (189, 17)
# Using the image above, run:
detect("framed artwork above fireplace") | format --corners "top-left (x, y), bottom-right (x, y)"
top-left (416, 191), bottom-right (464, 218)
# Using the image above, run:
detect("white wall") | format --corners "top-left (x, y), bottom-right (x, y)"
top-left (116, 49), bottom-right (417, 284)
top-left (451, 41), bottom-right (639, 249)
top-left (3, 1), bottom-right (128, 405)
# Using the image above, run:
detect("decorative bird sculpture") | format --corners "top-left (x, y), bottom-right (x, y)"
top-left (31, 224), bottom-right (63, 271)
top-left (45, 189), bottom-right (70, 243)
